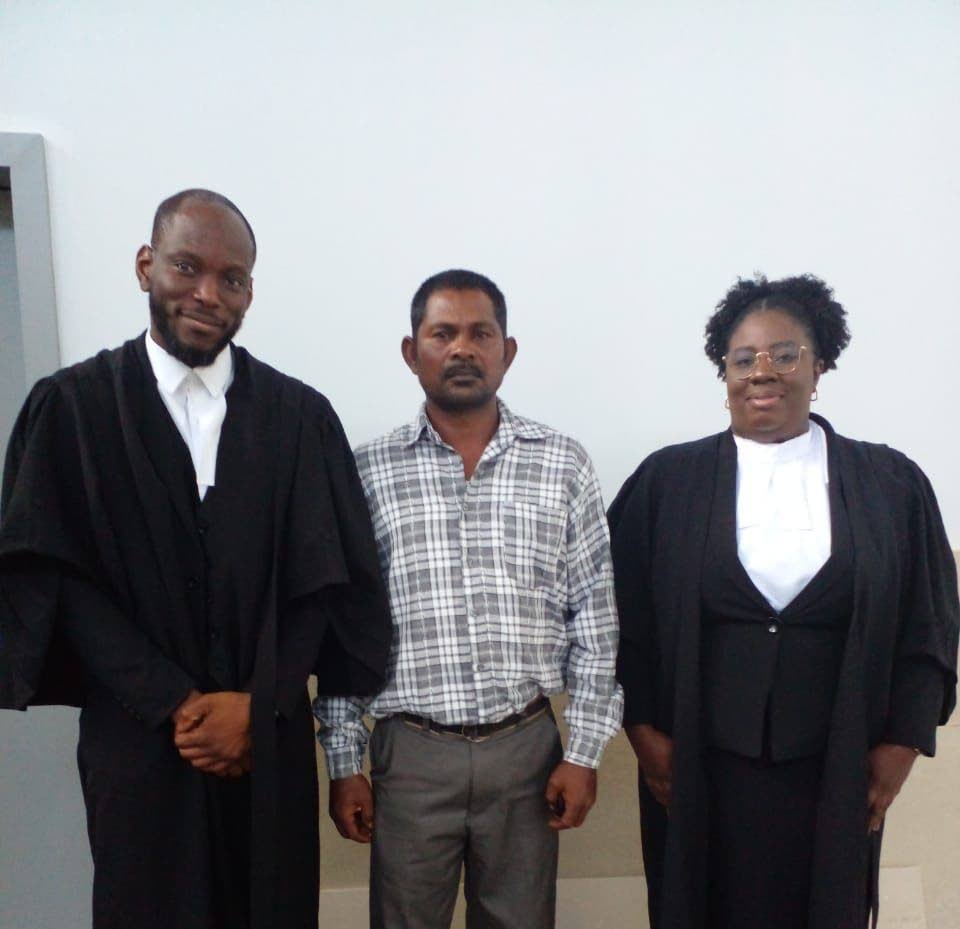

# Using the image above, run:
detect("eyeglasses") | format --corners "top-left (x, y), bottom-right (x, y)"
top-left (722, 345), bottom-right (808, 380)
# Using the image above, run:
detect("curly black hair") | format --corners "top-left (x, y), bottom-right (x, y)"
top-left (704, 273), bottom-right (851, 378)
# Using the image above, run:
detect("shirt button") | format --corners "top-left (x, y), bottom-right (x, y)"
top-left (186, 576), bottom-right (199, 589)
top-left (474, 662), bottom-right (485, 672)
top-left (209, 629), bottom-right (219, 640)
top-left (767, 622), bottom-right (779, 634)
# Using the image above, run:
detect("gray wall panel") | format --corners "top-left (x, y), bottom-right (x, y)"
top-left (0, 134), bottom-right (89, 929)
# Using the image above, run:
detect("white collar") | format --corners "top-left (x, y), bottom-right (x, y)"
top-left (733, 420), bottom-right (828, 483)
top-left (144, 331), bottom-right (233, 398)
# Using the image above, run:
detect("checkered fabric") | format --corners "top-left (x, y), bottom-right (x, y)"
top-left (313, 401), bottom-right (623, 778)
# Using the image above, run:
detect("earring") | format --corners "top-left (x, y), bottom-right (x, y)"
top-left (724, 397), bottom-right (730, 410)
top-left (810, 389), bottom-right (818, 402)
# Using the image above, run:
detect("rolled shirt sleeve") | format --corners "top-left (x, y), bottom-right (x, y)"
top-left (313, 694), bottom-right (372, 779)
top-left (561, 459), bottom-right (624, 768)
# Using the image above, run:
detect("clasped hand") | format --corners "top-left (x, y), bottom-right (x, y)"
top-left (172, 689), bottom-right (252, 778)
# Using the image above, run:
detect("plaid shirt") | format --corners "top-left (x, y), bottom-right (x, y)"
top-left (313, 402), bottom-right (623, 778)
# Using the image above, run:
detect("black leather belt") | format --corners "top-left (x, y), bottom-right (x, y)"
top-left (398, 695), bottom-right (550, 740)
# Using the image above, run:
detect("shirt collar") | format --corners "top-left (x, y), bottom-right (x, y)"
top-left (734, 422), bottom-right (812, 464)
top-left (402, 399), bottom-right (549, 449)
top-left (733, 418), bottom-right (829, 483)
top-left (144, 331), bottom-right (233, 398)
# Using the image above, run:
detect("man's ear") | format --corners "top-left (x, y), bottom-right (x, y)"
top-left (239, 277), bottom-right (254, 317)
top-left (401, 335), bottom-right (418, 375)
top-left (135, 245), bottom-right (154, 293)
top-left (503, 336), bottom-right (518, 372)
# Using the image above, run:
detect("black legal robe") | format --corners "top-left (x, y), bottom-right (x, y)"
top-left (609, 415), bottom-right (959, 929)
top-left (0, 336), bottom-right (392, 929)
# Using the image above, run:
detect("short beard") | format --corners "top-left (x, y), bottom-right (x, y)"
top-left (149, 294), bottom-right (241, 368)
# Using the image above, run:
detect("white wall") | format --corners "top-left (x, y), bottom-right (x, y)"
top-left (1, 3), bottom-right (958, 926)
top-left (1, 1), bottom-right (958, 541)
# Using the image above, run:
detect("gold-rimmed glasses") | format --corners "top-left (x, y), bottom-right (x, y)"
top-left (722, 344), bottom-right (808, 380)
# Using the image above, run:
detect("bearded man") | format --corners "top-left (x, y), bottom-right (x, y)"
top-left (0, 189), bottom-right (391, 929)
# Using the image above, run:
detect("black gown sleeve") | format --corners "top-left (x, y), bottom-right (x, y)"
top-left (884, 459), bottom-right (959, 753)
top-left (883, 656), bottom-right (943, 755)
top-left (58, 571), bottom-right (196, 727)
top-left (272, 592), bottom-right (327, 719)
top-left (271, 391), bottom-right (391, 719)
top-left (608, 461), bottom-right (659, 727)
top-left (1, 376), bottom-right (198, 720)
top-left (310, 405), bottom-right (391, 697)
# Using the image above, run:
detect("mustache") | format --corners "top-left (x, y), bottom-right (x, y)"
top-left (444, 363), bottom-right (483, 379)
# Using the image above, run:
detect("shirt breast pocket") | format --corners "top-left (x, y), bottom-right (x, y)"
top-left (501, 501), bottom-right (567, 592)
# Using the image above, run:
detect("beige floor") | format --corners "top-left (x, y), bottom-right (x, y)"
top-left (315, 553), bottom-right (960, 928)
top-left (319, 867), bottom-right (930, 929)
top-left (319, 876), bottom-right (648, 929)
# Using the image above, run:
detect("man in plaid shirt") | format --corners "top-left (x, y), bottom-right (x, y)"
top-left (314, 269), bottom-right (623, 929)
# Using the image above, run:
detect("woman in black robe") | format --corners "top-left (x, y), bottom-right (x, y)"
top-left (609, 274), bottom-right (958, 929)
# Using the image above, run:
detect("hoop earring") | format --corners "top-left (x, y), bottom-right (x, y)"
top-left (724, 397), bottom-right (730, 410)
top-left (811, 389), bottom-right (818, 402)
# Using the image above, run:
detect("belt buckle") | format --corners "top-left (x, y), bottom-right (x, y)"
top-left (461, 723), bottom-right (489, 743)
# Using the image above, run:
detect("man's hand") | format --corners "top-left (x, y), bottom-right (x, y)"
top-left (173, 691), bottom-right (252, 777)
top-left (545, 761), bottom-right (597, 830)
top-left (625, 723), bottom-right (673, 809)
top-left (867, 742), bottom-right (918, 833)
top-left (171, 688), bottom-right (205, 731)
top-left (329, 774), bottom-right (375, 843)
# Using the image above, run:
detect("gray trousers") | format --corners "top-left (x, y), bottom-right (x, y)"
top-left (369, 708), bottom-right (563, 929)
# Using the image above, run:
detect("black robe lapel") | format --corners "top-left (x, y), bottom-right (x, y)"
top-left (199, 348), bottom-right (278, 529)
top-left (128, 336), bottom-right (199, 533)
top-left (808, 414), bottom-right (887, 929)
top-left (785, 428), bottom-right (853, 613)
top-left (706, 430), bottom-right (780, 613)
top-left (112, 340), bottom-right (195, 632)
top-left (660, 433), bottom-right (721, 929)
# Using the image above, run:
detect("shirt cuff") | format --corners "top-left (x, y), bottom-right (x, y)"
top-left (564, 730), bottom-right (607, 770)
top-left (323, 747), bottom-right (365, 781)
top-left (314, 714), bottom-right (369, 780)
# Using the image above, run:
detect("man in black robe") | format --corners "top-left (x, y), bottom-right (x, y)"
top-left (0, 189), bottom-right (391, 929)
